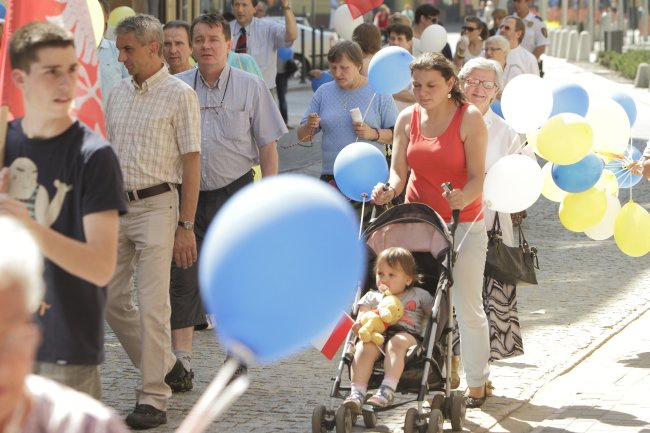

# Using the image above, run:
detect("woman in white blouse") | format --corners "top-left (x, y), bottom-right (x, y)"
top-left (483, 35), bottom-right (524, 98)
top-left (452, 57), bottom-right (535, 392)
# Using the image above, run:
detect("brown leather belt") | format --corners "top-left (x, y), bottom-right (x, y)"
top-left (125, 183), bottom-right (172, 202)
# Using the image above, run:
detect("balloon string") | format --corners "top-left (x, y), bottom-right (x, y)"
top-left (175, 358), bottom-right (249, 433)
top-left (358, 194), bottom-right (367, 239)
top-left (454, 208), bottom-right (484, 254)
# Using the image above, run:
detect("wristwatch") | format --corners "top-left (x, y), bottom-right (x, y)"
top-left (282, 3), bottom-right (291, 10)
top-left (178, 220), bottom-right (194, 231)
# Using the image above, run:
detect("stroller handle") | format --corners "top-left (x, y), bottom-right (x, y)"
top-left (441, 182), bottom-right (460, 237)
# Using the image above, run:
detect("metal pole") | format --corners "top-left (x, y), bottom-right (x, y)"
top-left (319, 26), bottom-right (325, 69)
top-left (588, 0), bottom-right (594, 48)
top-left (562, 0), bottom-right (568, 27)
top-left (641, 0), bottom-right (648, 42)
top-left (311, 26), bottom-right (316, 73)
top-left (540, 0), bottom-right (548, 21)
top-left (300, 28), bottom-right (307, 83)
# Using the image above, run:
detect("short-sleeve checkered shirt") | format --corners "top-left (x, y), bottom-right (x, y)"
top-left (106, 65), bottom-right (201, 190)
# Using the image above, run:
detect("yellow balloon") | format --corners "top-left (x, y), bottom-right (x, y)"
top-left (253, 164), bottom-right (262, 181)
top-left (87, 0), bottom-right (104, 47)
top-left (108, 6), bottom-right (136, 27)
top-left (594, 169), bottom-right (619, 196)
top-left (559, 188), bottom-right (607, 232)
top-left (586, 98), bottom-right (630, 156)
top-left (614, 201), bottom-right (650, 257)
top-left (536, 113), bottom-right (593, 165)
top-left (541, 162), bottom-right (567, 202)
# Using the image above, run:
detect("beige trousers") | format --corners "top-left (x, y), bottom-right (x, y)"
top-left (106, 190), bottom-right (178, 410)
top-left (33, 362), bottom-right (101, 400)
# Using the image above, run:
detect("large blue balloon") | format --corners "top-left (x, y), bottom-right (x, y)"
top-left (199, 175), bottom-right (365, 363)
top-left (550, 83), bottom-right (589, 117)
top-left (368, 46), bottom-right (413, 95)
top-left (311, 71), bottom-right (334, 92)
top-left (334, 142), bottom-right (389, 202)
top-left (278, 47), bottom-right (293, 62)
top-left (607, 144), bottom-right (643, 188)
top-left (610, 91), bottom-right (637, 127)
top-left (552, 153), bottom-right (603, 193)
top-left (491, 100), bottom-right (504, 119)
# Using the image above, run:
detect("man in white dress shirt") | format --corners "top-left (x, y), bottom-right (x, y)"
top-left (229, 0), bottom-right (296, 91)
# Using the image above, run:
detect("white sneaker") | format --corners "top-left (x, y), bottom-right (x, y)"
top-left (205, 314), bottom-right (215, 330)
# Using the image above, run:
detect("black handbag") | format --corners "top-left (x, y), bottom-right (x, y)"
top-left (484, 213), bottom-right (539, 286)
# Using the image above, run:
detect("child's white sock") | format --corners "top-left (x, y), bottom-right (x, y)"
top-left (351, 382), bottom-right (368, 395)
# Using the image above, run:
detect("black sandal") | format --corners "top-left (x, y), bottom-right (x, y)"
top-left (465, 383), bottom-right (488, 408)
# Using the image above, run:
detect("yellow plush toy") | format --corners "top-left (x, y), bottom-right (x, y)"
top-left (357, 288), bottom-right (404, 346)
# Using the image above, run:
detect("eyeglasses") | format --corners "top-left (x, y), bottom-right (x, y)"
top-left (462, 26), bottom-right (478, 31)
top-left (499, 24), bottom-right (512, 30)
top-left (426, 15), bottom-right (439, 23)
top-left (464, 77), bottom-right (497, 90)
top-left (485, 47), bottom-right (503, 52)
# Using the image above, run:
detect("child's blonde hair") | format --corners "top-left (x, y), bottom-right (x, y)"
top-left (374, 247), bottom-right (422, 286)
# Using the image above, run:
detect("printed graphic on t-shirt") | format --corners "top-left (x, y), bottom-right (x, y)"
top-left (8, 157), bottom-right (73, 227)
top-left (400, 299), bottom-right (417, 328)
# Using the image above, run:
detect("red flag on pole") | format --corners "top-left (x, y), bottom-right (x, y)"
top-left (0, 0), bottom-right (106, 135)
top-left (345, 0), bottom-right (384, 19)
top-left (311, 313), bottom-right (355, 360)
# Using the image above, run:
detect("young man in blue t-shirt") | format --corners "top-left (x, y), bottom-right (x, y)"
top-left (0, 21), bottom-right (126, 400)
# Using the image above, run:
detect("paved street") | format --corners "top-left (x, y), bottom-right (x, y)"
top-left (101, 54), bottom-right (650, 433)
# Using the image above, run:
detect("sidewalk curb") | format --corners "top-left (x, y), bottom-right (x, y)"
top-left (486, 302), bottom-right (650, 432)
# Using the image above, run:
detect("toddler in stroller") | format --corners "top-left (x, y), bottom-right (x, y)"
top-left (344, 247), bottom-right (434, 412)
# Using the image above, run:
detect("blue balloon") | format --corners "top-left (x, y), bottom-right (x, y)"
top-left (550, 83), bottom-right (589, 117)
top-left (610, 91), bottom-right (637, 127)
top-left (334, 142), bottom-right (389, 202)
top-left (199, 175), bottom-right (365, 363)
top-left (368, 46), bottom-right (413, 95)
top-left (311, 71), bottom-right (334, 92)
top-left (278, 47), bottom-right (293, 62)
top-left (0, 4), bottom-right (5, 19)
top-left (491, 100), bottom-right (504, 119)
top-left (552, 153), bottom-right (603, 193)
top-left (606, 144), bottom-right (643, 188)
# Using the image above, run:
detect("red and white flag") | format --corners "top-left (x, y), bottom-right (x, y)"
top-left (311, 313), bottom-right (355, 360)
top-left (345, 0), bottom-right (384, 19)
top-left (0, 0), bottom-right (106, 135)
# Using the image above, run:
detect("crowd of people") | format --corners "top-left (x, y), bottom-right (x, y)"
top-left (1, 1), bottom-right (649, 432)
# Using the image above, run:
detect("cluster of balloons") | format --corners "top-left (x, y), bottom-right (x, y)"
top-left (500, 74), bottom-right (649, 257)
top-left (108, 5), bottom-right (136, 27)
top-left (199, 175), bottom-right (365, 362)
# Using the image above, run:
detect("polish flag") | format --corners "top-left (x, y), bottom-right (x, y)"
top-left (0, 0), bottom-right (106, 135)
top-left (311, 313), bottom-right (355, 360)
top-left (345, 0), bottom-right (384, 19)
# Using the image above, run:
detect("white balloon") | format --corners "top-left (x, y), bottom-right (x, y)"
top-left (585, 98), bottom-right (630, 156)
top-left (484, 154), bottom-right (543, 213)
top-left (501, 74), bottom-right (553, 133)
top-left (585, 194), bottom-right (621, 240)
top-left (333, 5), bottom-right (363, 41)
top-left (419, 24), bottom-right (448, 53)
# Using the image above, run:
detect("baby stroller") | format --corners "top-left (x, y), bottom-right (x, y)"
top-left (312, 203), bottom-right (466, 433)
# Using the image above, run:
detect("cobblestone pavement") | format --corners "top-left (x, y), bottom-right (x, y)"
top-left (101, 56), bottom-right (650, 433)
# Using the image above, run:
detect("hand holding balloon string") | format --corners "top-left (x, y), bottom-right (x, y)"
top-left (283, 112), bottom-right (320, 149)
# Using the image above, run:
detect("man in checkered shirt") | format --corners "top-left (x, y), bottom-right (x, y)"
top-left (103, 14), bottom-right (201, 430)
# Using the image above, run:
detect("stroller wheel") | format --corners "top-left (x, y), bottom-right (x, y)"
top-left (335, 405), bottom-right (353, 433)
top-left (427, 409), bottom-right (443, 433)
top-left (448, 392), bottom-right (466, 432)
top-left (311, 405), bottom-right (331, 433)
top-left (362, 408), bottom-right (377, 428)
top-left (404, 407), bottom-right (427, 433)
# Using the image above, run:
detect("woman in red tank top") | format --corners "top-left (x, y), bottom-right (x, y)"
top-left (372, 53), bottom-right (491, 408)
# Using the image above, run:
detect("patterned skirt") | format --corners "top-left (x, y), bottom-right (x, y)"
top-left (452, 276), bottom-right (524, 361)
